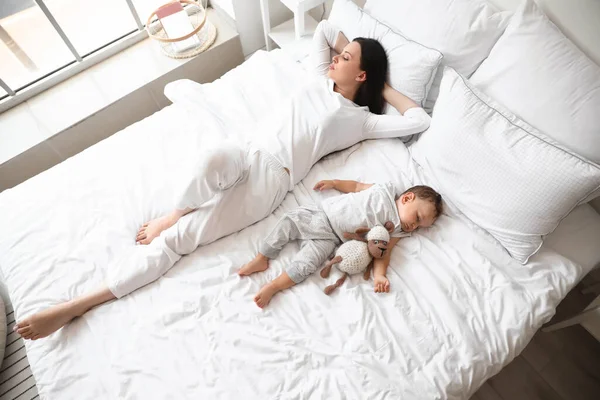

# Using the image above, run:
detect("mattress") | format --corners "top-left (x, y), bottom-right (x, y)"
top-left (0, 49), bottom-right (599, 399)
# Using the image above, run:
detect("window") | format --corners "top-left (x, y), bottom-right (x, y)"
top-left (43, 0), bottom-right (139, 56)
top-left (0, 2), bottom-right (76, 92)
top-left (0, 0), bottom-right (188, 110)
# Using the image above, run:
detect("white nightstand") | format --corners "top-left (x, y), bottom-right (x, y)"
top-left (259, 0), bottom-right (326, 60)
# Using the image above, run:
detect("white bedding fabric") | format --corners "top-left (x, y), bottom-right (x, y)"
top-left (0, 50), bottom-right (598, 400)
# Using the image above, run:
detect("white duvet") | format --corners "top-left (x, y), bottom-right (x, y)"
top-left (0, 50), bottom-right (598, 400)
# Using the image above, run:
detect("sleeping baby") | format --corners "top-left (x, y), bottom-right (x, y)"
top-left (238, 179), bottom-right (443, 308)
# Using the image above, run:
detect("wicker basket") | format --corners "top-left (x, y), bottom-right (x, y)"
top-left (146, 0), bottom-right (217, 59)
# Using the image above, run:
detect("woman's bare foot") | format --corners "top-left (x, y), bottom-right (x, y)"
top-left (14, 287), bottom-right (115, 341)
top-left (14, 302), bottom-right (79, 340)
top-left (253, 283), bottom-right (279, 308)
top-left (136, 214), bottom-right (177, 245)
top-left (238, 254), bottom-right (269, 276)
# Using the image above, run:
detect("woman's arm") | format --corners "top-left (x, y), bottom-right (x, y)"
top-left (332, 28), bottom-right (349, 55)
top-left (312, 20), bottom-right (350, 76)
top-left (363, 108), bottom-right (431, 141)
top-left (373, 236), bottom-right (401, 292)
top-left (313, 179), bottom-right (373, 193)
top-left (383, 83), bottom-right (419, 115)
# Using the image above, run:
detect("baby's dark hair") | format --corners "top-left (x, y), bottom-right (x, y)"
top-left (401, 185), bottom-right (443, 218)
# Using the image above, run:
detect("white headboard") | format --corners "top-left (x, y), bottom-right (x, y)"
top-left (489, 0), bottom-right (600, 65)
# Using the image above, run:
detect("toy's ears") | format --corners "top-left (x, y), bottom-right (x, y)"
top-left (384, 221), bottom-right (394, 233)
top-left (355, 227), bottom-right (370, 235)
top-left (343, 231), bottom-right (368, 242)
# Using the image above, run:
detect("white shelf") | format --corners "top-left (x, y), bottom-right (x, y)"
top-left (280, 0), bottom-right (328, 10)
top-left (268, 14), bottom-right (318, 58)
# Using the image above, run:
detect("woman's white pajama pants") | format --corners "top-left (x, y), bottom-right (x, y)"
top-left (107, 142), bottom-right (290, 298)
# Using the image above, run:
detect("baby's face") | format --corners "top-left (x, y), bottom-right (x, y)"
top-left (397, 193), bottom-right (437, 232)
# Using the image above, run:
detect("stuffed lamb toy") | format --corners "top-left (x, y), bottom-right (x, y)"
top-left (320, 222), bottom-right (393, 295)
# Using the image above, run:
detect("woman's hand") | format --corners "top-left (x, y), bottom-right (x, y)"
top-left (383, 83), bottom-right (419, 115)
top-left (313, 180), bottom-right (336, 191)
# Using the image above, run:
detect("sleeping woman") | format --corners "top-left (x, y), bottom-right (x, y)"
top-left (14, 20), bottom-right (431, 340)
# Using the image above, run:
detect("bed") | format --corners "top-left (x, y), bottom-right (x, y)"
top-left (1, 1), bottom-right (600, 399)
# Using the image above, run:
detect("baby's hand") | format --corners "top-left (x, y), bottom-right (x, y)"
top-left (313, 180), bottom-right (335, 191)
top-left (374, 275), bottom-right (390, 293)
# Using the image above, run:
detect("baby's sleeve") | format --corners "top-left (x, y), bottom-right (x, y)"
top-left (384, 181), bottom-right (404, 200)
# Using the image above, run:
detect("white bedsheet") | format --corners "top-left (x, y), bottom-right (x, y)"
top-left (0, 50), bottom-right (598, 400)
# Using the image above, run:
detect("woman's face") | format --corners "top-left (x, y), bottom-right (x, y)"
top-left (327, 41), bottom-right (366, 86)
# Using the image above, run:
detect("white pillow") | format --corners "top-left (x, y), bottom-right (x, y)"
top-left (470, 0), bottom-right (600, 165)
top-left (364, 0), bottom-right (511, 112)
top-left (328, 0), bottom-right (443, 111)
top-left (410, 67), bottom-right (600, 264)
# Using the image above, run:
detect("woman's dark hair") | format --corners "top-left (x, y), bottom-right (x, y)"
top-left (353, 37), bottom-right (388, 115)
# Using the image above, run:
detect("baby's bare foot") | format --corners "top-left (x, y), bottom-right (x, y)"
top-left (136, 214), bottom-right (177, 245)
top-left (238, 254), bottom-right (269, 276)
top-left (253, 283), bottom-right (278, 308)
top-left (14, 302), bottom-right (78, 340)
